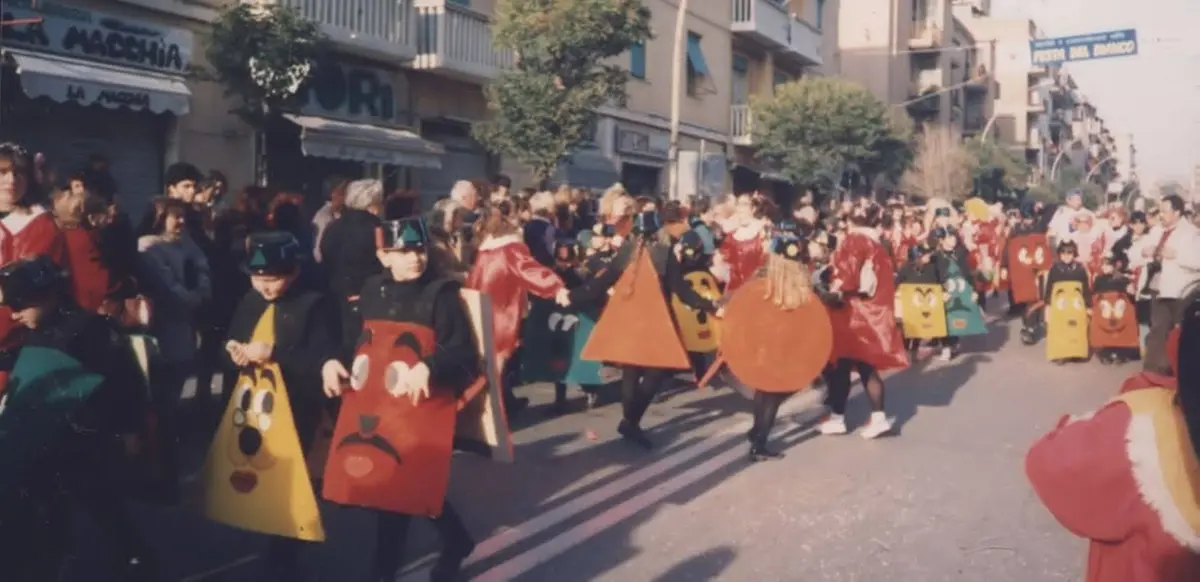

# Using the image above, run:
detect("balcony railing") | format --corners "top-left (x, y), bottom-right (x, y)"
top-left (414, 0), bottom-right (514, 83)
top-left (782, 17), bottom-right (823, 66)
top-left (275, 0), bottom-right (416, 59)
top-left (731, 0), bottom-right (792, 49)
top-left (731, 104), bottom-right (754, 145)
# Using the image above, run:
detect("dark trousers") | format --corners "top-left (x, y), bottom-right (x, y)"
top-left (620, 366), bottom-right (671, 427)
top-left (822, 359), bottom-right (881, 415)
top-left (1145, 298), bottom-right (1184, 374)
top-left (372, 501), bottom-right (474, 580)
top-left (687, 351), bottom-right (710, 382)
top-left (749, 391), bottom-right (788, 445)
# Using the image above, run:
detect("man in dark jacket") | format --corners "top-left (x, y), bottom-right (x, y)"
top-left (319, 179), bottom-right (385, 352)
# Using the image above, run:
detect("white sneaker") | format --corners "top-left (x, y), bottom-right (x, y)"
top-left (817, 414), bottom-right (848, 435)
top-left (939, 347), bottom-right (952, 361)
top-left (860, 412), bottom-right (894, 440)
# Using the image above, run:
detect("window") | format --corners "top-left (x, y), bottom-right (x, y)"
top-left (774, 71), bottom-right (791, 87)
top-left (816, 0), bottom-right (825, 30)
top-left (731, 54), bottom-right (750, 104)
top-left (630, 41), bottom-right (646, 79)
top-left (685, 32), bottom-right (710, 97)
top-left (447, 0), bottom-right (470, 5)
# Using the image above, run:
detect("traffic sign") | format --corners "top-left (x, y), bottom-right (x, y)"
top-left (1030, 29), bottom-right (1138, 66)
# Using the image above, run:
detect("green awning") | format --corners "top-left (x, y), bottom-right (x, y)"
top-left (686, 35), bottom-right (710, 77)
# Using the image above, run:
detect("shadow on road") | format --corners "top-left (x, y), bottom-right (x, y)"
top-left (651, 545), bottom-right (737, 582)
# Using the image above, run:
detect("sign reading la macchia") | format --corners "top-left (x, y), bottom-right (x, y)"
top-left (1030, 29), bottom-right (1138, 66)
top-left (1, 0), bottom-right (193, 74)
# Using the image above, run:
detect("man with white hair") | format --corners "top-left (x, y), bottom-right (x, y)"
top-left (450, 180), bottom-right (480, 213)
top-left (523, 190), bottom-right (558, 266)
top-left (1047, 189), bottom-right (1085, 247)
top-left (319, 178), bottom-right (385, 348)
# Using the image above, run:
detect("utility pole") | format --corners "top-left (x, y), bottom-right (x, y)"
top-left (666, 0), bottom-right (689, 201)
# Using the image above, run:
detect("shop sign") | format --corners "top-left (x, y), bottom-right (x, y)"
top-left (296, 61), bottom-right (406, 126)
top-left (65, 84), bottom-right (151, 109)
top-left (1, 0), bottom-right (193, 74)
top-left (615, 127), bottom-right (669, 159)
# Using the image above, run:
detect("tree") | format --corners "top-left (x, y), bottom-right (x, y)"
top-left (204, 4), bottom-right (328, 125)
top-left (474, 0), bottom-right (652, 185)
top-left (752, 77), bottom-right (913, 191)
top-left (902, 125), bottom-right (973, 201)
top-left (964, 139), bottom-right (1029, 202)
top-left (1157, 180), bottom-right (1188, 199)
top-left (1027, 165), bottom-right (1104, 208)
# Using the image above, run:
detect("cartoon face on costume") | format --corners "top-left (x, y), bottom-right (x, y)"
top-left (322, 319), bottom-right (457, 516)
top-left (897, 283), bottom-right (947, 340)
top-left (203, 363), bottom-right (324, 541)
top-left (942, 261), bottom-right (987, 336)
top-left (1007, 233), bottom-right (1050, 304)
top-left (672, 270), bottom-right (721, 352)
top-left (520, 299), bottom-right (582, 383)
top-left (1046, 281), bottom-right (1089, 361)
top-left (1090, 291), bottom-right (1139, 349)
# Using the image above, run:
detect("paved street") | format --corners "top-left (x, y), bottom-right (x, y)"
top-left (65, 311), bottom-right (1130, 582)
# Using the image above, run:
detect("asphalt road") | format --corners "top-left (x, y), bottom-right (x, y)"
top-left (63, 311), bottom-right (1130, 582)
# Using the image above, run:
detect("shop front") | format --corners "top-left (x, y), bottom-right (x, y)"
top-left (0, 0), bottom-right (193, 215)
top-left (266, 57), bottom-right (443, 205)
top-left (613, 123), bottom-right (668, 196)
top-left (732, 148), bottom-right (795, 206)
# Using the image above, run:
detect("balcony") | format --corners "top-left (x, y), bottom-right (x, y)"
top-left (909, 20), bottom-right (944, 50)
top-left (1027, 90), bottom-right (1046, 112)
top-left (731, 104), bottom-right (754, 146)
top-left (413, 0), bottom-right (514, 83)
top-left (731, 0), bottom-right (792, 49)
top-left (275, 0), bottom-right (416, 60)
top-left (781, 17), bottom-right (823, 66)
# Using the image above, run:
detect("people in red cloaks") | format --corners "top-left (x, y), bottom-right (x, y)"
top-left (718, 194), bottom-right (769, 293)
top-left (466, 201), bottom-right (566, 416)
top-left (818, 204), bottom-right (907, 440)
top-left (0, 144), bottom-right (66, 366)
top-left (1026, 295), bottom-right (1200, 582)
top-left (51, 187), bottom-right (111, 312)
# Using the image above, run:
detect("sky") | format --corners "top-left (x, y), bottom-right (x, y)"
top-left (991, 0), bottom-right (1200, 187)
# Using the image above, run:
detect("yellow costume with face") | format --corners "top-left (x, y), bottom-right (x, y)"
top-left (1046, 280), bottom-right (1089, 361)
top-left (896, 283), bottom-right (948, 340)
top-left (203, 305), bottom-right (325, 541)
top-left (672, 271), bottom-right (721, 353)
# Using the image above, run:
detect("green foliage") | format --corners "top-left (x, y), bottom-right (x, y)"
top-left (204, 4), bottom-right (328, 125)
top-left (1027, 165), bottom-right (1104, 208)
top-left (964, 139), bottom-right (1028, 201)
top-left (751, 77), bottom-right (913, 190)
top-left (476, 0), bottom-right (652, 183)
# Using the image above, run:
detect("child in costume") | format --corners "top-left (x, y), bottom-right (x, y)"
top-left (720, 233), bottom-right (832, 461)
top-left (322, 217), bottom-right (479, 582)
top-left (1025, 292), bottom-right (1200, 582)
top-left (1090, 252), bottom-right (1139, 365)
top-left (895, 244), bottom-right (945, 356)
top-left (930, 227), bottom-right (987, 360)
top-left (569, 210), bottom-right (718, 449)
top-left (209, 231), bottom-right (342, 580)
top-left (0, 257), bottom-right (154, 581)
top-left (673, 229), bottom-right (722, 382)
top-left (529, 238), bottom-right (603, 414)
top-left (1043, 240), bottom-right (1092, 364)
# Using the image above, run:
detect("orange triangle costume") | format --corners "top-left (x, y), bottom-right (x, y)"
top-left (581, 247), bottom-right (690, 370)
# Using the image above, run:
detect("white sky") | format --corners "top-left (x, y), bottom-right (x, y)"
top-left (991, 0), bottom-right (1200, 186)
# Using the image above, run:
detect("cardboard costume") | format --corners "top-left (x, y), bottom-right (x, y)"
top-left (721, 277), bottom-right (833, 392)
top-left (520, 297), bottom-right (583, 383)
top-left (1046, 280), bottom-right (1090, 361)
top-left (456, 289), bottom-right (514, 462)
top-left (672, 271), bottom-right (722, 353)
top-left (581, 244), bottom-right (690, 370)
top-left (1090, 286), bottom-right (1139, 350)
top-left (1006, 233), bottom-right (1051, 304)
top-left (897, 283), bottom-right (948, 339)
top-left (203, 361), bottom-right (324, 541)
top-left (941, 258), bottom-right (986, 337)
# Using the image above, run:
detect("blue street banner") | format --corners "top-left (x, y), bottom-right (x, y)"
top-left (1030, 29), bottom-right (1139, 66)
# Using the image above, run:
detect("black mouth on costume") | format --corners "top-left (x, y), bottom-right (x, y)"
top-left (1066, 320), bottom-right (1079, 328)
top-left (336, 433), bottom-right (403, 465)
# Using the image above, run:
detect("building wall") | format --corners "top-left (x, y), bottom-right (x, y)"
top-left (960, 17), bottom-right (1040, 150)
top-left (835, 0), bottom-right (902, 104)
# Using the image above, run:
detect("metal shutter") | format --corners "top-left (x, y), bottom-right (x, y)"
top-left (1, 102), bottom-right (163, 218)
top-left (418, 123), bottom-right (488, 209)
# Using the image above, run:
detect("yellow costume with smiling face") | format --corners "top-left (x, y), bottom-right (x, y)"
top-left (896, 283), bottom-right (948, 340)
top-left (672, 270), bottom-right (722, 352)
top-left (202, 305), bottom-right (324, 541)
top-left (1046, 280), bottom-right (1089, 361)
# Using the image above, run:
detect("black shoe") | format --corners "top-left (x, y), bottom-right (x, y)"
top-left (430, 540), bottom-right (476, 582)
top-left (749, 444), bottom-right (784, 462)
top-left (618, 420), bottom-right (654, 450)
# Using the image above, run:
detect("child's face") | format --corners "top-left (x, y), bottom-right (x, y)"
top-left (1101, 262), bottom-right (1114, 275)
top-left (940, 235), bottom-right (957, 250)
top-left (1059, 251), bottom-right (1076, 263)
top-left (163, 212), bottom-right (184, 238)
top-left (251, 272), bottom-right (295, 301)
top-left (377, 248), bottom-right (427, 281)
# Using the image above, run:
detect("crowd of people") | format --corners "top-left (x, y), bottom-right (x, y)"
top-left (2, 137), bottom-right (1200, 582)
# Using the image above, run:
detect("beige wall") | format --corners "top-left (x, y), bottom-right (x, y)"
top-left (410, 72), bottom-right (489, 121)
top-left (960, 16), bottom-right (1040, 148)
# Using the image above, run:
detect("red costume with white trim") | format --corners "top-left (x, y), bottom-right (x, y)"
top-left (827, 231), bottom-right (908, 371)
top-left (1026, 376), bottom-right (1200, 582)
top-left (719, 226), bottom-right (766, 294)
top-left (0, 208), bottom-right (65, 347)
top-left (466, 234), bottom-right (564, 357)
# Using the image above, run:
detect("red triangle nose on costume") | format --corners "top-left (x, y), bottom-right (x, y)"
top-left (581, 249), bottom-right (689, 370)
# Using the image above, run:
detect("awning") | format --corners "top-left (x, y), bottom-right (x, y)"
top-left (284, 114), bottom-right (445, 169)
top-left (3, 48), bottom-right (191, 115)
top-left (557, 152), bottom-right (620, 191)
top-left (686, 35), bottom-right (711, 77)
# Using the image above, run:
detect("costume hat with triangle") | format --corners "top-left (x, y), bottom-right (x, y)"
top-left (376, 217), bottom-right (430, 252)
top-left (243, 231), bottom-right (301, 276)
